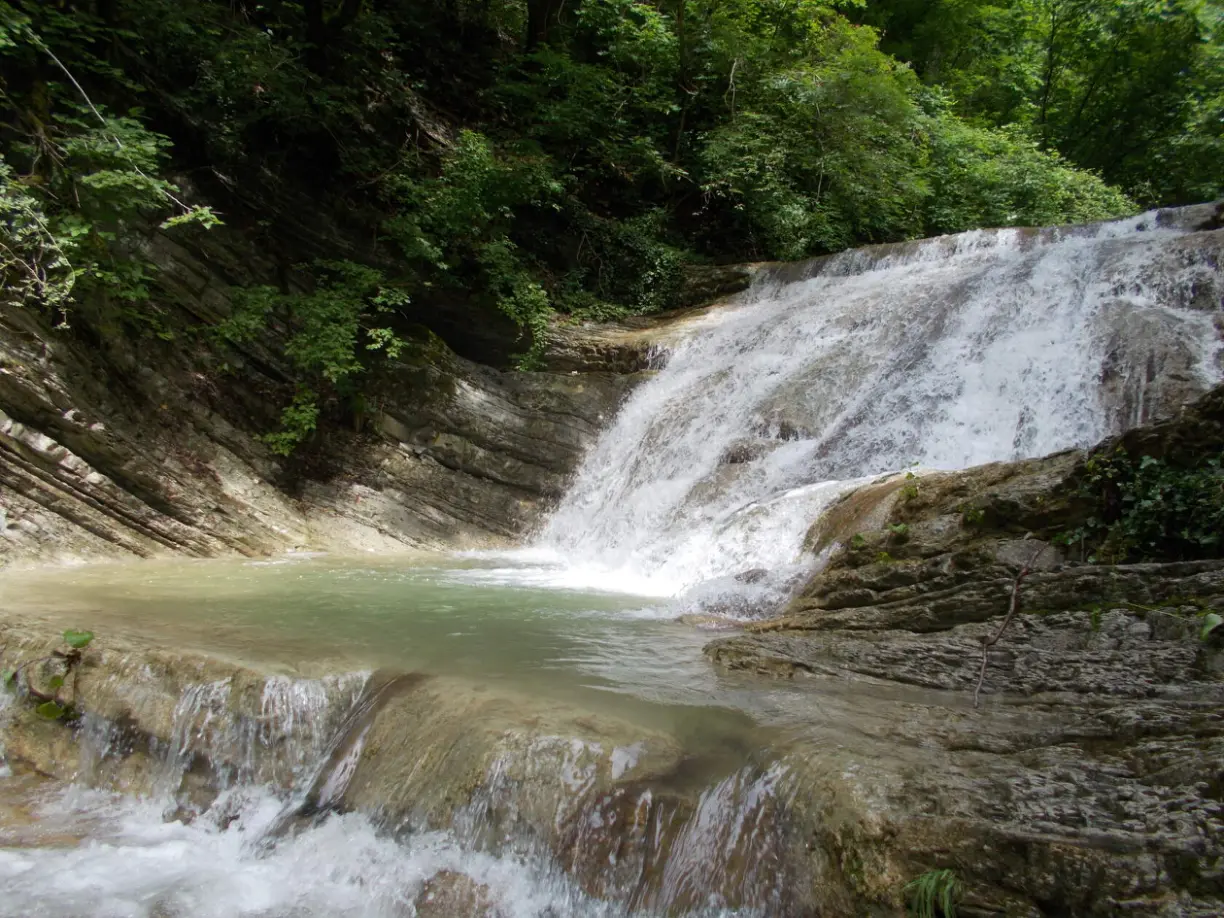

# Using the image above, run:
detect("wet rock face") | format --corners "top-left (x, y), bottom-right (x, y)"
top-left (705, 387), bottom-right (1224, 917)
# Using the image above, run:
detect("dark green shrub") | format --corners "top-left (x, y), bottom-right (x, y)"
top-left (1062, 449), bottom-right (1224, 563)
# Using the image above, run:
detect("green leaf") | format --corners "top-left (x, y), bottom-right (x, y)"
top-left (1202, 612), bottom-right (1223, 642)
top-left (160, 205), bottom-right (223, 230)
top-left (35, 701), bottom-right (66, 720)
top-left (62, 630), bottom-right (94, 649)
top-left (1, 668), bottom-right (14, 687)
top-left (47, 675), bottom-right (64, 691)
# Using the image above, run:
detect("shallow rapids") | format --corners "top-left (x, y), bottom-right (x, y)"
top-left (0, 784), bottom-right (714, 918)
top-left (0, 558), bottom-right (815, 917)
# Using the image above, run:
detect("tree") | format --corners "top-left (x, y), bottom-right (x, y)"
top-left (862, 0), bottom-right (1224, 204)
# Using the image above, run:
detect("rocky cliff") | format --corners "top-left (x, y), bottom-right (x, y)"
top-left (0, 221), bottom-right (675, 567)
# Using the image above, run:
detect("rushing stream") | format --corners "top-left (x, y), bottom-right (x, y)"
top-left (1, 210), bottom-right (1221, 916)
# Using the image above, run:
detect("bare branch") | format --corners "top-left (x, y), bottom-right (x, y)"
top-left (974, 542), bottom-right (1049, 708)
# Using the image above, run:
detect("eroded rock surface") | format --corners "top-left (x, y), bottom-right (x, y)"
top-left (705, 386), bottom-right (1224, 916)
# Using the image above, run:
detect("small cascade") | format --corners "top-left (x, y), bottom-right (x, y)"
top-left (0, 662), bottom-right (804, 917)
top-left (537, 209), bottom-right (1223, 599)
top-left (638, 763), bottom-right (792, 914)
top-left (255, 671), bottom-right (422, 846)
top-left (147, 672), bottom-right (368, 805)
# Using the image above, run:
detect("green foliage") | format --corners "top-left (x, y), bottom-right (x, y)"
top-left (380, 130), bottom-right (562, 357)
top-left (35, 700), bottom-right (67, 720)
top-left (1200, 611), bottom-right (1222, 641)
top-left (220, 261), bottom-right (409, 454)
top-left (262, 394), bottom-right (323, 458)
top-left (561, 208), bottom-right (687, 318)
top-left (0, 159), bottom-right (77, 319)
top-left (922, 103), bottom-right (1134, 233)
top-left (850, 533), bottom-right (868, 549)
top-left (1061, 449), bottom-right (1224, 563)
top-left (4, 626), bottom-right (95, 720)
top-left (904, 868), bottom-right (963, 918)
top-left (888, 522), bottom-right (911, 540)
top-left (0, 1), bottom-right (219, 325)
top-left (876, 550), bottom-right (896, 563)
top-left (698, 24), bottom-right (931, 257)
top-left (62, 629), bottom-right (93, 649)
top-left (961, 505), bottom-right (987, 526)
top-left (864, 0), bottom-right (1224, 205)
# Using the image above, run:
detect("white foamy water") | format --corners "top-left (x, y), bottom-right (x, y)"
top-left (0, 786), bottom-right (626, 918)
top-left (532, 212), bottom-right (1223, 597)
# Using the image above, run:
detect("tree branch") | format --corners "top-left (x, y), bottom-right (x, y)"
top-left (974, 542), bottom-right (1049, 708)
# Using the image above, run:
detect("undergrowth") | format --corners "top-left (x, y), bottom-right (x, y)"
top-left (1059, 449), bottom-right (1224, 563)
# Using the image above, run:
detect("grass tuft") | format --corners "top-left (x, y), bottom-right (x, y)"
top-left (904, 868), bottom-right (962, 918)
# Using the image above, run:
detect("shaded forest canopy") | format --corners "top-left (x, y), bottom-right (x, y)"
top-left (1, 0), bottom-right (1221, 451)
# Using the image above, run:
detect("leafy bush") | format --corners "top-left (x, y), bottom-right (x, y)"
top-left (219, 261), bottom-right (409, 454)
top-left (381, 129), bottom-right (562, 361)
top-left (561, 207), bottom-right (686, 318)
top-left (1062, 449), bottom-right (1224, 563)
top-left (698, 29), bottom-right (930, 259)
top-left (0, 4), bottom-right (218, 325)
top-left (922, 104), bottom-right (1135, 233)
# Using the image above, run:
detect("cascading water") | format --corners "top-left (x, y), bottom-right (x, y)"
top-left (2, 209), bottom-right (1222, 917)
top-left (533, 211), bottom-right (1223, 599)
top-left (0, 660), bottom-right (798, 918)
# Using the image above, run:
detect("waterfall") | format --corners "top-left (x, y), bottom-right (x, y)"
top-left (536, 210), bottom-right (1223, 598)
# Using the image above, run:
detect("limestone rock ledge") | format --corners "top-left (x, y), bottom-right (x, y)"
top-left (705, 387), bottom-right (1224, 917)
